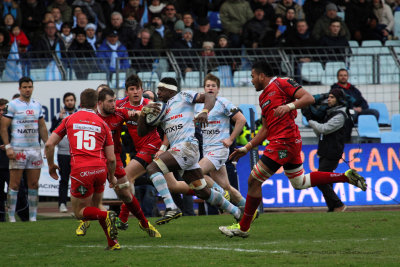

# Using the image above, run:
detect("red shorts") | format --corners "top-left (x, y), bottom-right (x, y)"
top-left (70, 166), bottom-right (107, 198)
top-left (262, 138), bottom-right (303, 166)
top-left (134, 142), bottom-right (160, 165)
top-left (115, 156), bottom-right (126, 179)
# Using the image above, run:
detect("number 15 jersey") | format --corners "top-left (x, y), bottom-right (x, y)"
top-left (53, 109), bottom-right (114, 168)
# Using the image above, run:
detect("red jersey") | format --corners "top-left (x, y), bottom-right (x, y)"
top-left (259, 77), bottom-right (302, 141)
top-left (97, 108), bottom-right (130, 155)
top-left (116, 97), bottom-right (161, 150)
top-left (53, 109), bottom-right (114, 168)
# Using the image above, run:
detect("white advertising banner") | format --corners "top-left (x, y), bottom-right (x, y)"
top-left (1, 80), bottom-right (117, 199)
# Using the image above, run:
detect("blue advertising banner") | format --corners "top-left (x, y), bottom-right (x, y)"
top-left (236, 143), bottom-right (400, 207)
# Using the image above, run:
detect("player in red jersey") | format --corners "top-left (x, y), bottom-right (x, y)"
top-left (116, 74), bottom-right (181, 226)
top-left (45, 89), bottom-right (120, 250)
top-left (97, 87), bottom-right (161, 237)
top-left (219, 61), bottom-right (367, 238)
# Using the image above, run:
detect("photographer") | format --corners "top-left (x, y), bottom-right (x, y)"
top-left (308, 88), bottom-right (348, 212)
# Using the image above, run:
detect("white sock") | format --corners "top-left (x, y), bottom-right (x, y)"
top-left (7, 189), bottom-right (18, 222)
top-left (207, 189), bottom-right (240, 219)
top-left (28, 189), bottom-right (38, 221)
top-left (149, 172), bottom-right (177, 210)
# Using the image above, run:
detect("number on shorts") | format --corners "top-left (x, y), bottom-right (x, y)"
top-left (74, 130), bottom-right (96, 150)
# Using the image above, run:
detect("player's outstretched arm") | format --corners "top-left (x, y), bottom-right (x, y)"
top-left (45, 133), bottom-right (62, 180)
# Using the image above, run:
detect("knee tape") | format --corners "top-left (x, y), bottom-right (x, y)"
top-left (285, 165), bottom-right (306, 189)
top-left (251, 161), bottom-right (272, 182)
top-left (154, 158), bottom-right (169, 174)
top-left (189, 178), bottom-right (207, 191)
top-left (116, 181), bottom-right (130, 189)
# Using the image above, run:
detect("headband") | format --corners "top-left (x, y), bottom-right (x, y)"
top-left (157, 82), bottom-right (178, 91)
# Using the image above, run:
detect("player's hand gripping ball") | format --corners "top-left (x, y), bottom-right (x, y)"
top-left (144, 101), bottom-right (167, 126)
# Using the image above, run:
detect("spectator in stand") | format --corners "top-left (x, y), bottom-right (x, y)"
top-left (101, 0), bottom-right (123, 29)
top-left (31, 22), bottom-right (66, 67)
top-left (372, 0), bottom-right (394, 41)
top-left (272, 14), bottom-right (287, 46)
top-left (201, 41), bottom-right (218, 71)
top-left (172, 27), bottom-right (196, 49)
top-left (285, 19), bottom-right (317, 48)
top-left (131, 28), bottom-right (154, 72)
top-left (146, 13), bottom-right (173, 49)
top-left (345, 0), bottom-right (373, 43)
top-left (0, 28), bottom-right (10, 76)
top-left (58, 22), bottom-right (74, 50)
top-left (283, 7), bottom-right (298, 36)
top-left (123, 0), bottom-right (144, 23)
top-left (72, 11), bottom-right (89, 35)
top-left (312, 3), bottom-right (351, 42)
top-left (319, 19), bottom-right (349, 62)
top-left (172, 20), bottom-right (184, 41)
top-left (106, 11), bottom-right (137, 49)
top-left (72, 0), bottom-right (106, 30)
top-left (51, 7), bottom-right (64, 32)
top-left (275, 0), bottom-right (304, 20)
top-left (242, 5), bottom-right (274, 49)
top-left (331, 68), bottom-right (379, 124)
top-left (148, 0), bottom-right (166, 21)
top-left (193, 17), bottom-right (219, 49)
top-left (9, 25), bottom-right (29, 53)
top-left (163, 3), bottom-right (179, 33)
top-left (20, 0), bottom-right (46, 42)
top-left (303, 0), bottom-right (328, 31)
top-left (215, 34), bottom-right (239, 71)
top-left (0, 0), bottom-right (21, 27)
top-left (84, 23), bottom-right (100, 51)
top-left (182, 12), bottom-right (195, 30)
top-left (123, 12), bottom-right (142, 41)
top-left (47, 0), bottom-right (72, 25)
top-left (191, 0), bottom-right (224, 18)
top-left (220, 0), bottom-right (254, 48)
top-left (97, 29), bottom-right (130, 73)
top-left (362, 13), bottom-right (388, 42)
top-left (249, 0), bottom-right (276, 24)
top-left (3, 14), bottom-right (15, 32)
top-left (71, 6), bottom-right (83, 29)
top-left (69, 28), bottom-right (95, 79)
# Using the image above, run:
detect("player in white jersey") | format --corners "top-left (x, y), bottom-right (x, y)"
top-left (138, 77), bottom-right (243, 222)
top-left (195, 74), bottom-right (247, 208)
top-left (0, 77), bottom-right (48, 222)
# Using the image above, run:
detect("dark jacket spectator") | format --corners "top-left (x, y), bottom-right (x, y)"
top-left (68, 29), bottom-right (95, 79)
top-left (0, 27), bottom-right (10, 76)
top-left (122, 0), bottom-right (144, 22)
top-left (303, 0), bottom-right (328, 31)
top-left (193, 17), bottom-right (219, 49)
top-left (312, 3), bottom-right (351, 41)
top-left (105, 12), bottom-right (137, 49)
top-left (130, 28), bottom-right (155, 72)
top-left (146, 14), bottom-right (174, 49)
top-left (97, 30), bottom-right (130, 73)
top-left (242, 7), bottom-right (274, 48)
top-left (20, 0), bottom-right (46, 41)
top-left (101, 0), bottom-right (123, 29)
top-left (345, 0), bottom-right (373, 42)
top-left (285, 20), bottom-right (317, 48)
top-left (275, 0), bottom-right (305, 20)
top-left (47, 0), bottom-right (72, 24)
top-left (72, 0), bottom-right (106, 30)
top-left (319, 19), bottom-right (349, 62)
top-left (249, 0), bottom-right (275, 24)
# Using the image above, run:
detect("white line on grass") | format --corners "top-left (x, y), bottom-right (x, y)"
top-left (66, 244), bottom-right (289, 254)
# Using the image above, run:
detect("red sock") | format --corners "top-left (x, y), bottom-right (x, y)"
top-left (309, 172), bottom-right (348, 186)
top-left (99, 219), bottom-right (118, 247)
top-left (82, 207), bottom-right (107, 220)
top-left (239, 195), bottom-right (261, 232)
top-left (119, 203), bottom-right (130, 223)
top-left (125, 193), bottom-right (148, 227)
top-left (186, 189), bottom-right (196, 195)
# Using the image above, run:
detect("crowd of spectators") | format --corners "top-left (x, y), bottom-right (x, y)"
top-left (0, 0), bottom-right (399, 78)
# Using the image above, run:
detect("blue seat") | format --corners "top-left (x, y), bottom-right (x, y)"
top-left (137, 71), bottom-right (159, 89)
top-left (381, 132), bottom-right (400, 143)
top-left (184, 71), bottom-right (201, 88)
top-left (88, 72), bottom-right (107, 80)
top-left (321, 61), bottom-right (346, 85)
top-left (217, 65), bottom-right (234, 87)
top-left (369, 102), bottom-right (390, 125)
top-left (29, 68), bottom-right (47, 81)
top-left (358, 115), bottom-right (381, 138)
top-left (160, 71), bottom-right (177, 79)
top-left (110, 72), bottom-right (126, 89)
top-left (348, 40), bottom-right (359, 47)
top-left (238, 104), bottom-right (258, 126)
top-left (300, 62), bottom-right (323, 83)
top-left (394, 11), bottom-right (400, 40)
top-left (233, 70), bottom-right (252, 87)
top-left (391, 114), bottom-right (400, 132)
top-left (384, 40), bottom-right (400, 46)
top-left (379, 55), bottom-right (399, 84)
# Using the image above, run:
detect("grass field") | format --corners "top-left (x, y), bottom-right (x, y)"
top-left (1, 210), bottom-right (400, 266)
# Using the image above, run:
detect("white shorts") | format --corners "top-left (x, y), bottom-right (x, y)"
top-left (204, 146), bottom-right (229, 171)
top-left (168, 142), bottom-right (200, 171)
top-left (9, 147), bottom-right (43, 169)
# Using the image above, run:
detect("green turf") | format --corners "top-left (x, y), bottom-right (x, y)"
top-left (1, 211), bottom-right (399, 266)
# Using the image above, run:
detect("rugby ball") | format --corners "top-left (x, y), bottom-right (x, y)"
top-left (145, 101), bottom-right (167, 126)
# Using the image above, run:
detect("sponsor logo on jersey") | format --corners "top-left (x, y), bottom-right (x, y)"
top-left (73, 123), bottom-right (101, 133)
top-left (261, 100), bottom-right (271, 109)
top-left (17, 128), bottom-right (39, 134)
top-left (126, 120), bottom-right (138, 125)
top-left (208, 120), bottom-right (220, 124)
top-left (278, 150), bottom-right (288, 159)
top-left (16, 120), bottom-right (38, 123)
top-left (165, 124), bottom-right (183, 133)
top-left (268, 91), bottom-right (276, 97)
top-left (168, 114), bottom-right (183, 120)
top-left (31, 160), bottom-right (43, 166)
top-left (25, 110), bottom-right (34, 115)
top-left (201, 129), bottom-right (220, 135)
top-left (77, 185), bottom-right (88, 196)
top-left (15, 152), bottom-right (26, 161)
top-left (80, 168), bottom-right (106, 177)
top-left (165, 108), bottom-right (171, 115)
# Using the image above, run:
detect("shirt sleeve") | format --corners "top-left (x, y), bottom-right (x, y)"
top-left (104, 123), bottom-right (114, 146)
top-left (3, 101), bottom-right (15, 119)
top-left (181, 91), bottom-right (197, 104)
top-left (38, 103), bottom-right (43, 119)
top-left (282, 78), bottom-right (302, 98)
top-left (53, 117), bottom-right (67, 138)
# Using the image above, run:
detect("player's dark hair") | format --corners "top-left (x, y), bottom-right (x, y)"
top-left (337, 68), bottom-right (348, 77)
top-left (204, 73), bottom-right (220, 88)
top-left (12, 94), bottom-right (20, 99)
top-left (97, 84), bottom-right (110, 92)
top-left (98, 87), bottom-right (115, 102)
top-left (252, 61), bottom-right (274, 77)
top-left (125, 74), bottom-right (142, 90)
top-left (63, 92), bottom-right (76, 103)
top-left (18, 77), bottom-right (33, 87)
top-left (143, 90), bottom-right (156, 101)
top-left (160, 77), bottom-right (178, 87)
top-left (0, 98), bottom-right (8, 106)
top-left (80, 88), bottom-right (98, 109)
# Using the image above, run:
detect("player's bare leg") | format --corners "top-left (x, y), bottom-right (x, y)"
top-left (125, 159), bottom-right (147, 183)
top-left (71, 194), bottom-right (119, 249)
top-left (114, 176), bottom-right (160, 237)
top-left (164, 172), bottom-right (193, 194)
top-left (7, 169), bottom-right (24, 222)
